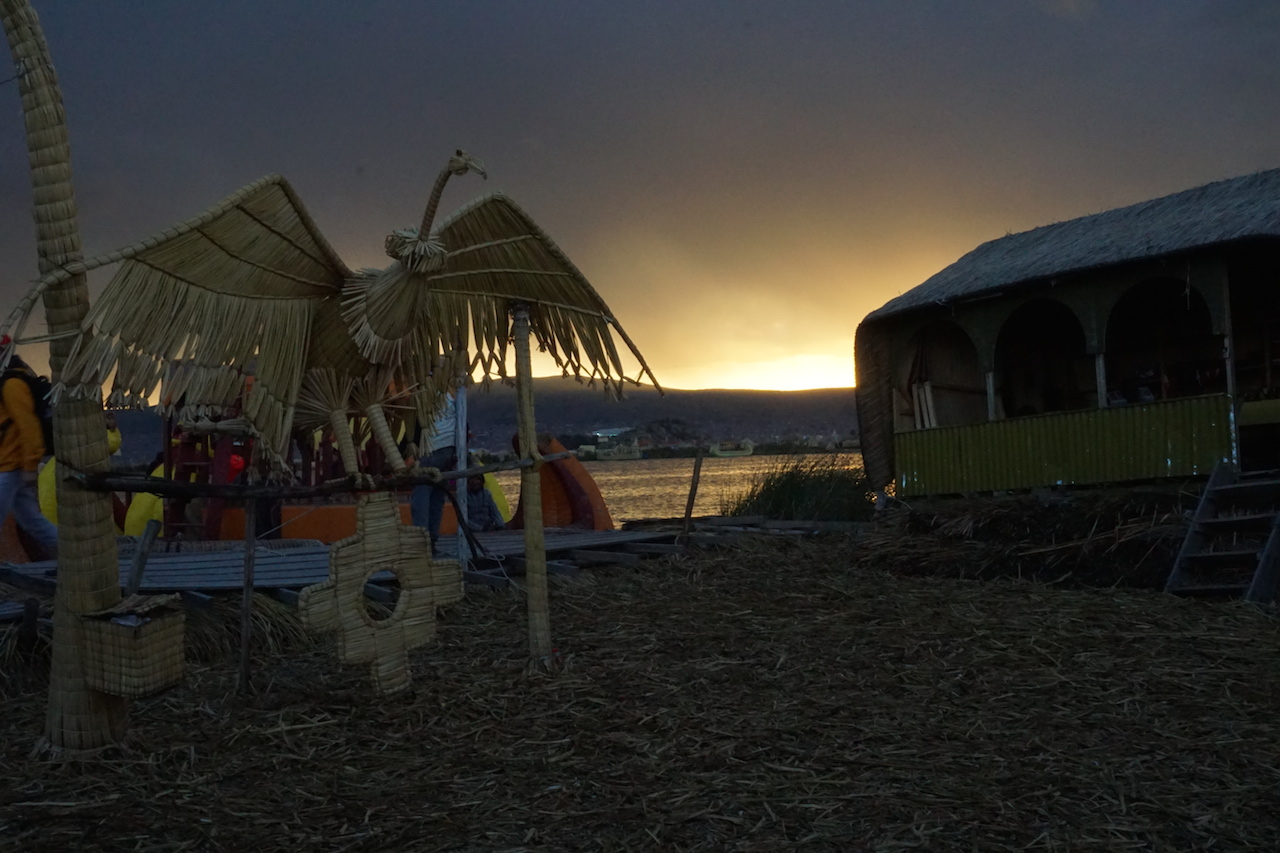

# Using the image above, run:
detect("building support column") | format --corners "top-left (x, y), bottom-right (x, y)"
top-left (1095, 353), bottom-right (1108, 409)
top-left (985, 371), bottom-right (997, 422)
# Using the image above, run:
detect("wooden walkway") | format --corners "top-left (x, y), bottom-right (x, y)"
top-left (0, 528), bottom-right (683, 600)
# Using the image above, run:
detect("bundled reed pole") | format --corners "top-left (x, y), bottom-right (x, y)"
top-left (238, 463), bottom-right (259, 694)
top-left (3, 0), bottom-right (128, 751)
top-left (512, 305), bottom-right (552, 661)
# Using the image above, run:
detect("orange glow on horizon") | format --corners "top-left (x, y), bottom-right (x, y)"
top-left (521, 350), bottom-right (854, 391)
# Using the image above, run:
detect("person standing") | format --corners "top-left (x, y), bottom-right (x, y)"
top-left (409, 391), bottom-right (457, 556)
top-left (0, 351), bottom-right (58, 558)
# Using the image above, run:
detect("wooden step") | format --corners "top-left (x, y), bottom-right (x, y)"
top-left (1181, 549), bottom-right (1260, 568)
top-left (1199, 513), bottom-right (1278, 533)
top-left (1169, 583), bottom-right (1251, 596)
top-left (1210, 478), bottom-right (1280, 503)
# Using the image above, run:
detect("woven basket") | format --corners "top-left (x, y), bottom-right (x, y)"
top-left (81, 597), bottom-right (186, 698)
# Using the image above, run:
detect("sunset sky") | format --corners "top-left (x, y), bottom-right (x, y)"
top-left (3, 1), bottom-right (1279, 390)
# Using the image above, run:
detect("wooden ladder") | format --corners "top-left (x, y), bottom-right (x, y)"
top-left (1166, 461), bottom-right (1280, 603)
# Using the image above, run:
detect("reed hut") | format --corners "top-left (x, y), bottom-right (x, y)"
top-left (856, 168), bottom-right (1280, 497)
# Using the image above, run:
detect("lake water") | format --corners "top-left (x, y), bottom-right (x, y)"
top-left (490, 453), bottom-right (863, 522)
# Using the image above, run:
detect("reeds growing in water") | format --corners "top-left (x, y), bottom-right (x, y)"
top-left (723, 454), bottom-right (875, 521)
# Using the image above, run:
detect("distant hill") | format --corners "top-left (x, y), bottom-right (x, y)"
top-left (97, 380), bottom-right (858, 460)
top-left (463, 377), bottom-right (857, 450)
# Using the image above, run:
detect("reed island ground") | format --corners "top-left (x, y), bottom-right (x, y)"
top-left (2, 495), bottom-right (1278, 851)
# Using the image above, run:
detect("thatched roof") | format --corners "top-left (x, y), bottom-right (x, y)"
top-left (866, 167), bottom-right (1280, 323)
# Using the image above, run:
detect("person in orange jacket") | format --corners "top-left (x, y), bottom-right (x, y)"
top-left (0, 349), bottom-right (58, 558)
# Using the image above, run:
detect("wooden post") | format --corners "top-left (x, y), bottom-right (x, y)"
top-left (454, 376), bottom-right (470, 565)
top-left (238, 464), bottom-right (258, 693)
top-left (1095, 353), bottom-right (1108, 409)
top-left (124, 519), bottom-right (162, 597)
top-left (512, 305), bottom-right (552, 661)
top-left (681, 447), bottom-right (705, 538)
top-left (1220, 269), bottom-right (1239, 465)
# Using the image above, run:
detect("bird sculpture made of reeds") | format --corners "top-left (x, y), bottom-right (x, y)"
top-left (2, 150), bottom-right (660, 482)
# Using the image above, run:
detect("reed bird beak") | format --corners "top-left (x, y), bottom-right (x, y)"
top-left (449, 149), bottom-right (487, 180)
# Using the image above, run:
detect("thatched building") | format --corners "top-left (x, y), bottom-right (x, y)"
top-left (855, 168), bottom-right (1280, 496)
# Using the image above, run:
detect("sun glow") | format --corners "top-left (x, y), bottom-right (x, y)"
top-left (655, 353), bottom-right (855, 391)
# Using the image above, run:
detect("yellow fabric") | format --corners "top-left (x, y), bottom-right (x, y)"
top-left (0, 376), bottom-right (43, 472)
top-left (484, 472), bottom-right (512, 522)
top-left (123, 463), bottom-right (166, 536)
top-left (39, 428), bottom-right (123, 524)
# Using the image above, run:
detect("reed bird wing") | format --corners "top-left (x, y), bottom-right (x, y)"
top-left (408, 192), bottom-right (661, 398)
top-left (53, 175), bottom-right (349, 461)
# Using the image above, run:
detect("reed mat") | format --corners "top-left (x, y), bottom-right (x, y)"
top-left (1, 534), bottom-right (1277, 851)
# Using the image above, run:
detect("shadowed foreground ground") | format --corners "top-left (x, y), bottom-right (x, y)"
top-left (2, 533), bottom-right (1278, 851)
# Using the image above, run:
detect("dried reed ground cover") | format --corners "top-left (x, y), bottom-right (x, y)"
top-left (2, 534), bottom-right (1279, 851)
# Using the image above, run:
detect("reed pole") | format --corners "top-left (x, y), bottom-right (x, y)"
top-left (237, 462), bottom-right (259, 694)
top-left (3, 0), bottom-right (128, 752)
top-left (512, 305), bottom-right (552, 660)
top-left (453, 375), bottom-right (470, 565)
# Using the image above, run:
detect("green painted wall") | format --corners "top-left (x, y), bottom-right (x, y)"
top-left (895, 394), bottom-right (1232, 495)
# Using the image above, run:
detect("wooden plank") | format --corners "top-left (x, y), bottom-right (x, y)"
top-left (1182, 549), bottom-right (1260, 566)
top-left (570, 549), bottom-right (644, 565)
top-left (504, 557), bottom-right (580, 577)
top-left (624, 543), bottom-right (686, 555)
top-left (688, 532), bottom-right (743, 547)
top-left (698, 516), bottom-right (765, 527)
top-left (464, 570), bottom-right (509, 588)
top-left (1210, 478), bottom-right (1280, 503)
top-left (363, 583), bottom-right (397, 603)
top-left (1199, 513), bottom-right (1276, 532)
top-left (270, 588), bottom-right (301, 606)
top-left (760, 520), bottom-right (875, 534)
top-left (180, 590), bottom-right (214, 610)
top-left (1169, 583), bottom-right (1250, 596)
top-left (0, 564), bottom-right (54, 594)
top-left (125, 519), bottom-right (162, 596)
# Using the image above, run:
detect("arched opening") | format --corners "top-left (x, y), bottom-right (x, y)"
top-left (994, 299), bottom-right (1090, 417)
top-left (1104, 279), bottom-right (1223, 404)
top-left (895, 321), bottom-right (985, 429)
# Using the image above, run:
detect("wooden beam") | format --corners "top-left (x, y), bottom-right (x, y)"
top-left (71, 451), bottom-right (577, 500)
top-left (624, 543), bottom-right (686, 555)
top-left (504, 556), bottom-right (581, 577)
top-left (688, 532), bottom-right (744, 547)
top-left (270, 588), bottom-right (300, 606)
top-left (464, 570), bottom-right (509, 588)
top-left (570, 549), bottom-right (644, 565)
top-left (699, 515), bottom-right (765, 527)
top-left (179, 590), bottom-right (214, 610)
top-left (362, 583), bottom-right (398, 604)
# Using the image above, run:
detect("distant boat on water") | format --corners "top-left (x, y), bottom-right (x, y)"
top-left (709, 439), bottom-right (754, 458)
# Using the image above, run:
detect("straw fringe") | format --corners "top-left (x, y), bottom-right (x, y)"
top-left (426, 192), bottom-right (661, 396)
top-left (57, 258), bottom-right (318, 463)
